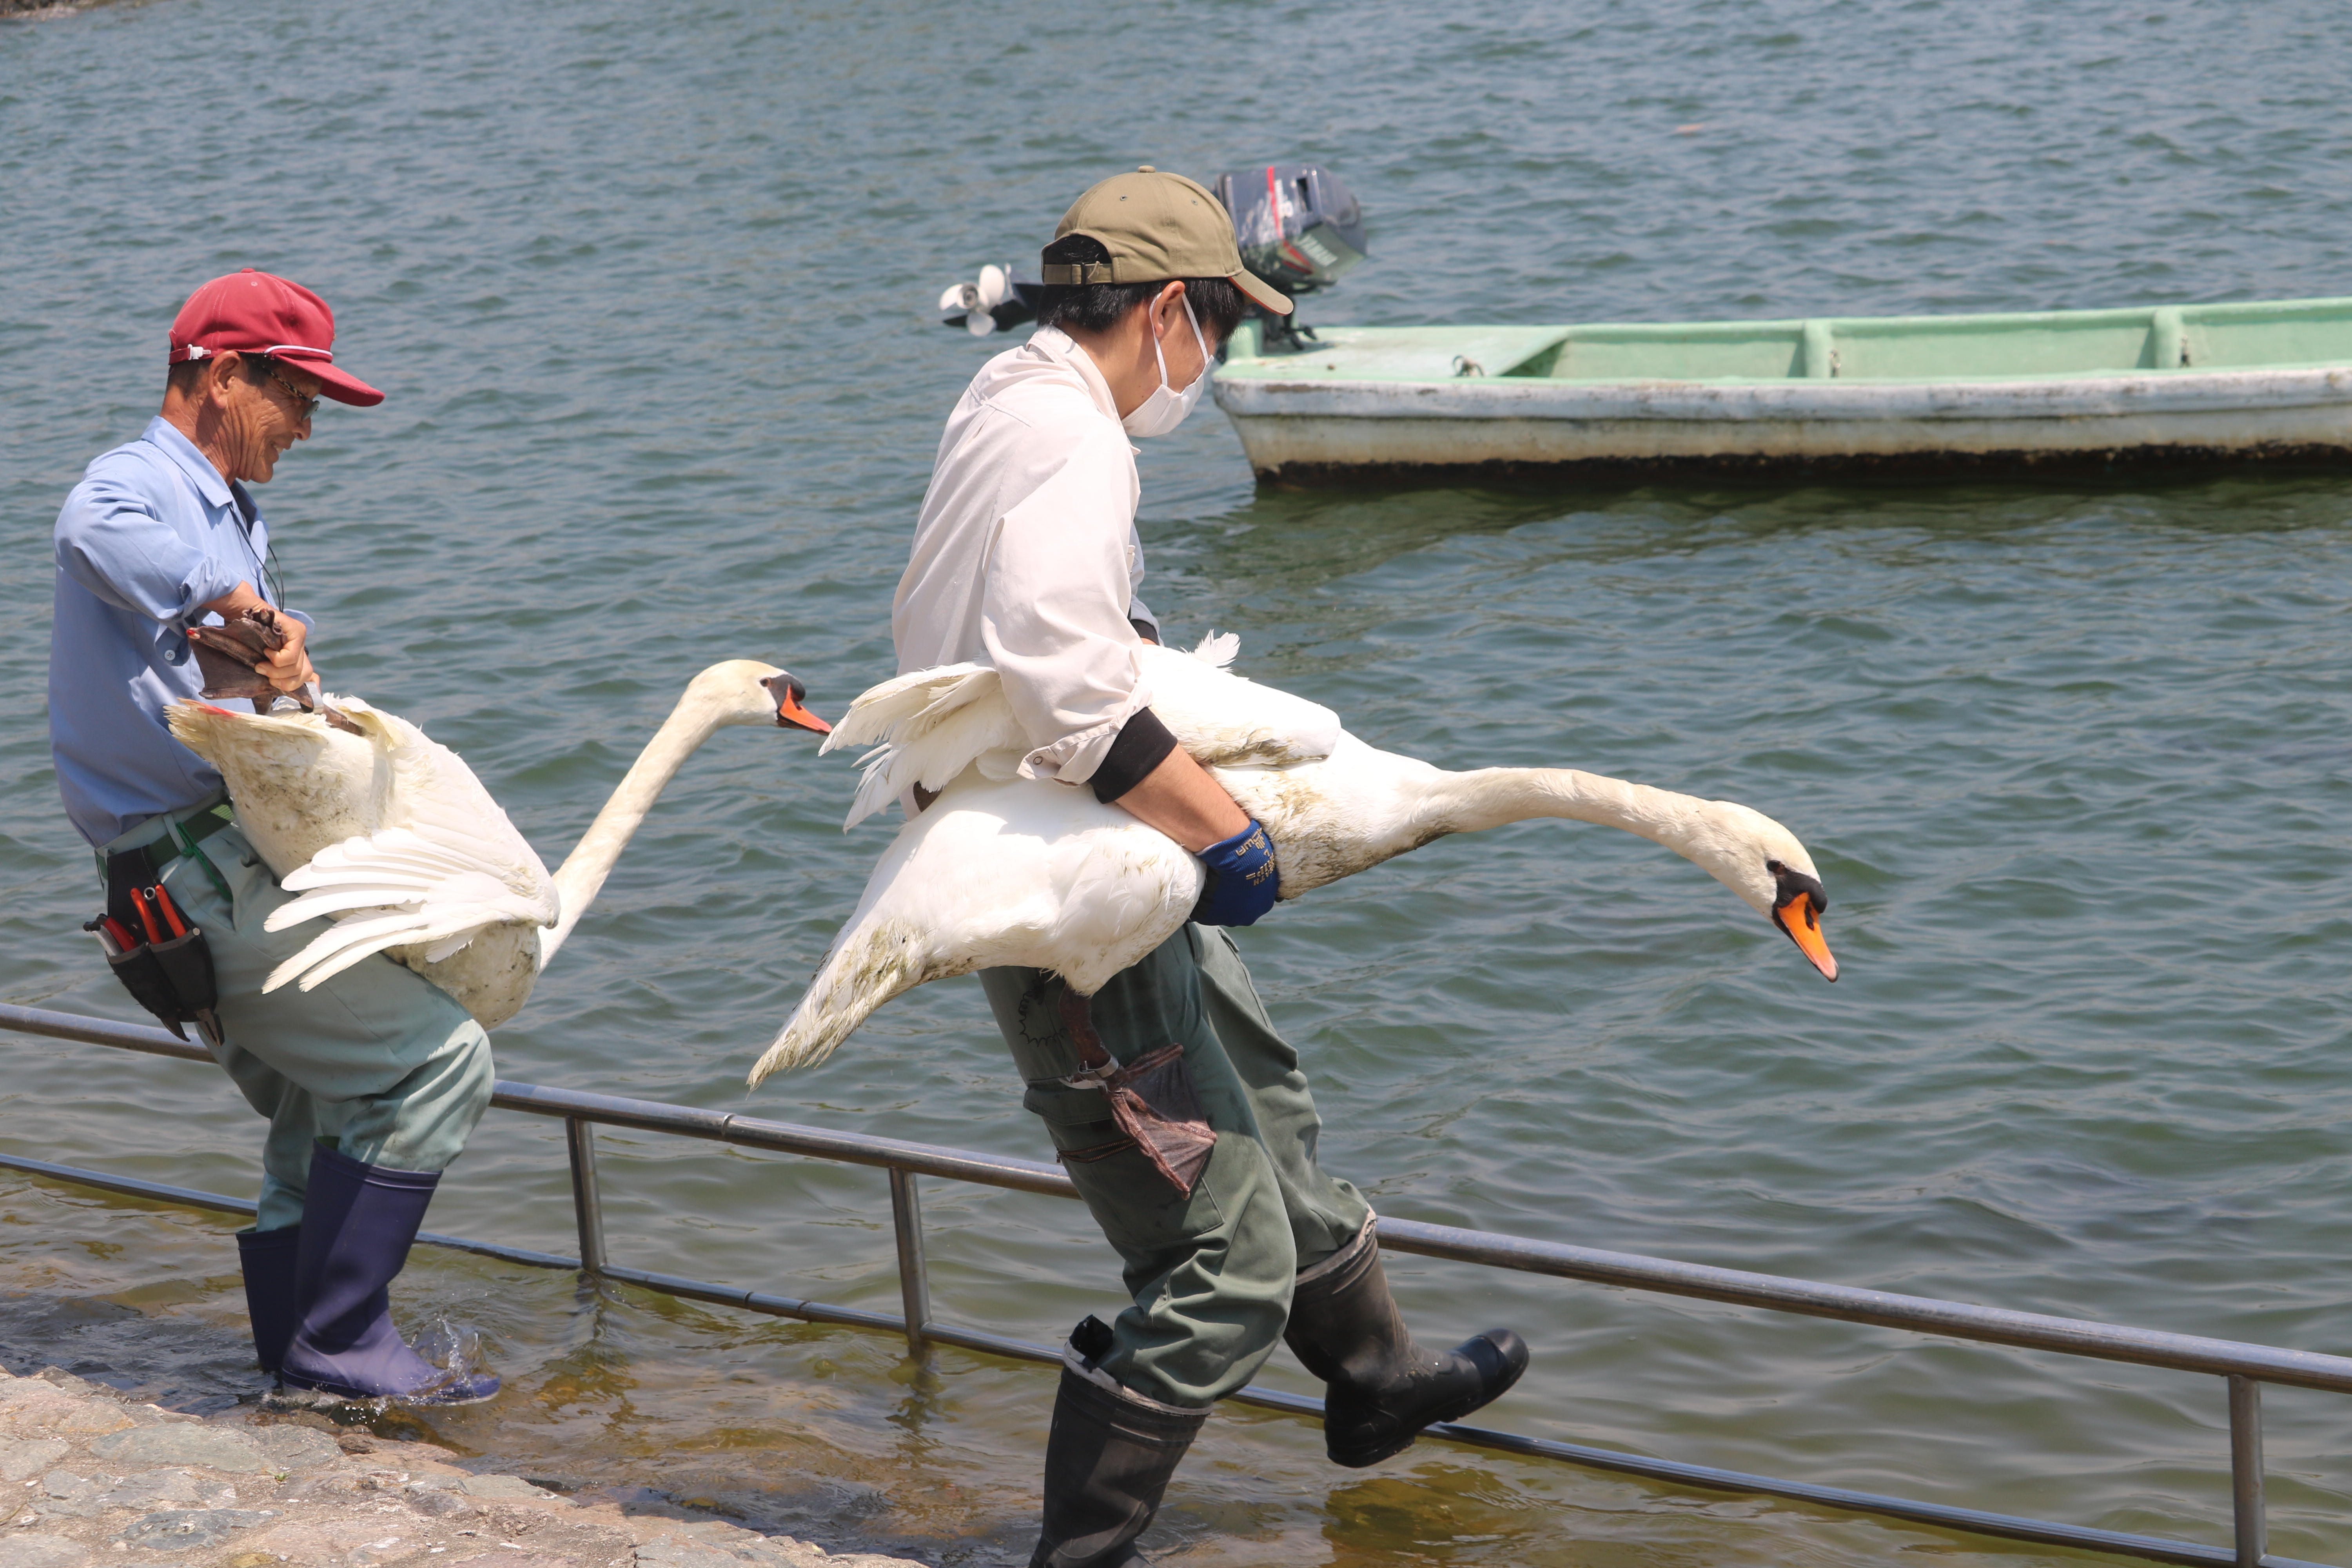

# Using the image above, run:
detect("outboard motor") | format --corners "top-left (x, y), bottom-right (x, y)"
top-left (1213, 164), bottom-right (1366, 298)
top-left (934, 162), bottom-right (1367, 347)
top-left (1210, 163), bottom-right (1366, 352)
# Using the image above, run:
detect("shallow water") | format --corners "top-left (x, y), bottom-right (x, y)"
top-left (3, 0), bottom-right (2350, 1562)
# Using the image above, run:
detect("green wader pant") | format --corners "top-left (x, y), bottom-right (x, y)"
top-left (980, 924), bottom-right (1372, 1409)
top-left (103, 803), bottom-right (495, 1233)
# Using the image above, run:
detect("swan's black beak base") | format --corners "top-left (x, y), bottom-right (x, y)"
top-left (763, 671), bottom-right (830, 735)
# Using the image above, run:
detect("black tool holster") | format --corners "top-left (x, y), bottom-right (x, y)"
top-left (90, 846), bottom-right (223, 1048)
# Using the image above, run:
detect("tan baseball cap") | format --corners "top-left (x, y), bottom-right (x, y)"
top-left (1044, 166), bottom-right (1294, 316)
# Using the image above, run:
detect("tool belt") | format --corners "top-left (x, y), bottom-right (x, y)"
top-left (87, 801), bottom-right (234, 1049)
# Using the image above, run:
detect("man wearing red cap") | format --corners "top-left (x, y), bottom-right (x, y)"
top-left (46, 270), bottom-right (499, 1406)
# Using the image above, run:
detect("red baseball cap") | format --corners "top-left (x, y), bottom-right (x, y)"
top-left (168, 269), bottom-right (383, 407)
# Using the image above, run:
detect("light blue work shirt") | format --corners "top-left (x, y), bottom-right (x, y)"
top-left (48, 416), bottom-right (310, 848)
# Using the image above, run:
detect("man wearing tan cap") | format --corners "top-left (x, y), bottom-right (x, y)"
top-left (893, 170), bottom-right (1526, 1565)
top-left (47, 270), bottom-right (499, 1408)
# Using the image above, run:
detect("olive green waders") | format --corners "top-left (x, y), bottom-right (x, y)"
top-left (984, 923), bottom-right (1368, 1566)
top-left (981, 924), bottom-right (1372, 1410)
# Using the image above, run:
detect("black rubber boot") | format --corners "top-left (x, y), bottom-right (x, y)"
top-left (279, 1143), bottom-right (499, 1405)
top-left (1283, 1223), bottom-right (1528, 1468)
top-left (1030, 1319), bottom-right (1207, 1568)
top-left (235, 1225), bottom-right (301, 1374)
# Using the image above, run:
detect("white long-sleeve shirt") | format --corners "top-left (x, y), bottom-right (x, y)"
top-left (891, 326), bottom-right (1158, 786)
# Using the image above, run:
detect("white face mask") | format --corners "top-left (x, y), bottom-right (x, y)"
top-left (1120, 295), bottom-right (1213, 438)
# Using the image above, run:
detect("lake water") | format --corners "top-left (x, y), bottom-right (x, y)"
top-left (3, 0), bottom-right (2350, 1562)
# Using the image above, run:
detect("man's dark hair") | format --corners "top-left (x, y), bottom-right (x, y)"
top-left (1034, 234), bottom-right (1247, 341)
top-left (166, 350), bottom-right (279, 398)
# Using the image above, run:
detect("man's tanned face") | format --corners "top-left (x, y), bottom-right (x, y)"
top-left (201, 352), bottom-right (321, 483)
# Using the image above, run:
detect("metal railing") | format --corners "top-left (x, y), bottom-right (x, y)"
top-left (0, 1000), bottom-right (2338, 1568)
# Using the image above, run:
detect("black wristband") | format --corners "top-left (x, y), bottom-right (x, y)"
top-left (1089, 706), bottom-right (1180, 803)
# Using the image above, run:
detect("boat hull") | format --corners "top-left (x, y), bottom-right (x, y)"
top-left (1217, 367), bottom-right (2352, 483)
top-left (1210, 300), bottom-right (2352, 484)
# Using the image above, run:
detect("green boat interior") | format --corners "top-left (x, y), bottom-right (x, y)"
top-left (1219, 296), bottom-right (2352, 387)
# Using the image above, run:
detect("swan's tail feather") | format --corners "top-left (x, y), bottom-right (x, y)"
top-left (748, 916), bottom-right (956, 1086)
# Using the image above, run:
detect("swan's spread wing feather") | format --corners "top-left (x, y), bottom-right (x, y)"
top-left (832, 664), bottom-right (1025, 829)
top-left (823, 663), bottom-right (999, 754)
top-left (263, 887), bottom-right (530, 993)
top-left (828, 638), bottom-right (1340, 832)
top-left (258, 708), bottom-right (556, 994)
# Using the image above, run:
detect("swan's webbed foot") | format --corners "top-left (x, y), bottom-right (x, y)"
top-left (187, 610), bottom-right (288, 708)
top-left (186, 610), bottom-right (358, 731)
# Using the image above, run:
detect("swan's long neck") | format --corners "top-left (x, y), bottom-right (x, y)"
top-left (1428, 767), bottom-right (1711, 859)
top-left (539, 695), bottom-right (727, 964)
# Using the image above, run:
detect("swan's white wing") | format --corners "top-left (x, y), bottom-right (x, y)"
top-left (822, 663), bottom-right (1001, 755)
top-left (830, 663), bottom-right (1026, 829)
top-left (263, 881), bottom-right (539, 993)
top-left (259, 707), bottom-right (556, 994)
top-left (1138, 641), bottom-right (1342, 768)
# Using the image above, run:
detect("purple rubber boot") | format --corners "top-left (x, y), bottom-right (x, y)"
top-left (235, 1226), bottom-right (301, 1374)
top-left (279, 1143), bottom-right (499, 1405)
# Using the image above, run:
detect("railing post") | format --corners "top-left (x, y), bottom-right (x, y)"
top-left (888, 1166), bottom-right (930, 1356)
top-left (564, 1116), bottom-right (606, 1276)
top-left (2228, 1374), bottom-right (2265, 1568)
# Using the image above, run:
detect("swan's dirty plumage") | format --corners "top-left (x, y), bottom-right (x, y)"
top-left (169, 659), bottom-right (802, 1030)
top-left (750, 638), bottom-right (1830, 1085)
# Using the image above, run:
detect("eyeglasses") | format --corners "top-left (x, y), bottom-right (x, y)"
top-left (263, 364), bottom-right (320, 423)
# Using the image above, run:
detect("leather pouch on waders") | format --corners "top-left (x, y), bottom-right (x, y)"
top-left (1056, 993), bottom-right (1218, 1196)
top-left (89, 858), bottom-right (224, 1049)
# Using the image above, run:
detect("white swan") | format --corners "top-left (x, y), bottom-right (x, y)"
top-left (748, 636), bottom-right (1833, 1084)
top-left (168, 661), bottom-right (830, 1029)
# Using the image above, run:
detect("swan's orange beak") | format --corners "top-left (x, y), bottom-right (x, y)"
top-left (762, 671), bottom-right (830, 735)
top-left (1771, 890), bottom-right (1837, 982)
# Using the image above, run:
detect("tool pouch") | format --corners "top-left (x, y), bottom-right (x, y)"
top-left (91, 927), bottom-right (194, 1040)
top-left (91, 852), bottom-right (223, 1045)
top-left (144, 927), bottom-right (220, 1019)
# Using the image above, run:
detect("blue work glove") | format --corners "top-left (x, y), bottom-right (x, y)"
top-left (1191, 820), bottom-right (1280, 927)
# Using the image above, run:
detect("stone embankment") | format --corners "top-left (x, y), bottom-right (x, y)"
top-left (0, 1366), bottom-right (926, 1568)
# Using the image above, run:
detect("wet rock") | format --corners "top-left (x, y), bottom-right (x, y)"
top-left (86, 1422), bottom-right (269, 1472)
top-left (115, 1506), bottom-right (276, 1550)
top-left (241, 1514), bottom-right (446, 1563)
top-left (251, 1421), bottom-right (341, 1470)
top-left (0, 1439), bottom-right (67, 1482)
top-left (459, 1472), bottom-right (552, 1500)
top-left (94, 1468), bottom-right (207, 1510)
top-left (0, 1398), bottom-right (126, 1439)
top-left (273, 1466), bottom-right (367, 1501)
top-left (0, 1535), bottom-right (91, 1568)
top-left (26, 1470), bottom-right (107, 1519)
top-left (0, 1352), bottom-right (929, 1567)
top-left (637, 1542), bottom-right (748, 1568)
top-left (406, 1484), bottom-right (479, 1517)
top-left (633, 1526), bottom-right (840, 1567)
